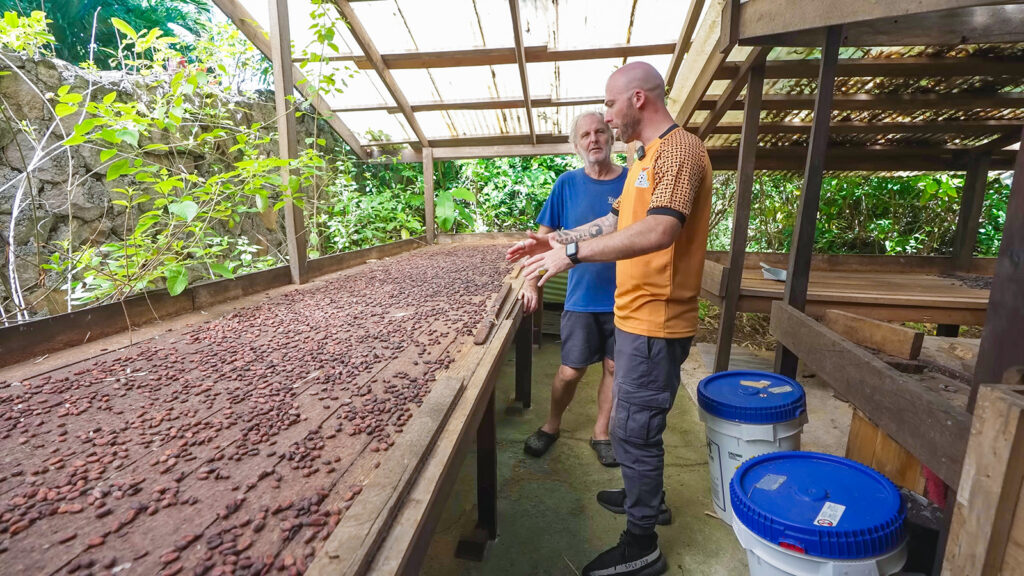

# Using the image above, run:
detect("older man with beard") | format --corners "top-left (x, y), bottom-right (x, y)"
top-left (517, 111), bottom-right (625, 467)
top-left (508, 61), bottom-right (712, 576)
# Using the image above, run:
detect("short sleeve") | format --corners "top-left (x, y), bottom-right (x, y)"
top-left (537, 174), bottom-right (567, 229)
top-left (649, 130), bottom-right (707, 219)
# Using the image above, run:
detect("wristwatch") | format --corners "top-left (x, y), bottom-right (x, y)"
top-left (566, 241), bottom-right (581, 265)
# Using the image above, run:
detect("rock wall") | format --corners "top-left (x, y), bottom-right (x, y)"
top-left (0, 53), bottom-right (344, 319)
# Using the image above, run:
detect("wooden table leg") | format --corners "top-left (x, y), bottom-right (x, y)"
top-left (455, 388), bottom-right (498, 561)
top-left (514, 312), bottom-right (532, 409)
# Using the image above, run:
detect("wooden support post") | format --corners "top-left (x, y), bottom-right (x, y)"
top-left (515, 309), bottom-right (532, 409)
top-left (952, 152), bottom-right (992, 270)
top-left (532, 284), bottom-right (544, 347)
top-left (970, 128), bottom-right (1024, 412)
top-left (936, 324), bottom-right (960, 338)
top-left (943, 383), bottom-right (1024, 575)
top-left (773, 25), bottom-right (842, 377)
top-left (454, 388), bottom-right (498, 561)
top-left (269, 0), bottom-right (308, 284)
top-left (715, 59), bottom-right (764, 373)
top-left (423, 147), bottom-right (435, 244)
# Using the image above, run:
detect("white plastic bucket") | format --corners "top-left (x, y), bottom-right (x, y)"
top-left (700, 409), bottom-right (806, 523)
top-left (732, 500), bottom-right (908, 576)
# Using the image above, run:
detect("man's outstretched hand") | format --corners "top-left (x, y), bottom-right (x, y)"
top-left (506, 230), bottom-right (555, 262)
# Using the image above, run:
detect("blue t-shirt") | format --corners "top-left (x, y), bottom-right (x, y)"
top-left (536, 167), bottom-right (626, 312)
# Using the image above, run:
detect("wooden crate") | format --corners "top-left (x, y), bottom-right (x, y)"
top-left (846, 409), bottom-right (927, 494)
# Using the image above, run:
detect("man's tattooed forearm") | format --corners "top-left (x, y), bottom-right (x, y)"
top-left (552, 220), bottom-right (609, 245)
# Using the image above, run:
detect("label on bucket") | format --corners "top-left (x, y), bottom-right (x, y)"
top-left (707, 438), bottom-right (725, 511)
top-left (768, 385), bottom-right (794, 394)
top-left (754, 473), bottom-right (786, 491)
top-left (739, 379), bottom-right (772, 389)
top-left (813, 502), bottom-right (846, 527)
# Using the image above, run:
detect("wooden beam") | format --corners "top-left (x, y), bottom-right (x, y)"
top-left (971, 128), bottom-right (1024, 411)
top-left (714, 56), bottom-right (1024, 81)
top-left (297, 42), bottom-right (677, 69)
top-left (736, 0), bottom-right (1018, 46)
top-left (775, 25), bottom-right (841, 377)
top-left (714, 59), bottom-right (764, 373)
top-left (952, 153), bottom-right (992, 270)
top-left (821, 309), bottom-right (925, 360)
top-left (696, 119), bottom-right (1024, 136)
top-left (209, 0), bottom-right (367, 159)
top-left (665, 0), bottom-right (706, 92)
top-left (944, 384), bottom-right (1024, 575)
top-left (700, 91), bottom-right (1024, 112)
top-left (976, 131), bottom-right (1024, 152)
top-left (668, 0), bottom-right (730, 127)
top-left (769, 301), bottom-right (971, 486)
top-left (698, 47), bottom-right (768, 138)
top-left (269, 0), bottom-right (308, 285)
top-left (423, 147), bottom-right (435, 244)
top-left (334, 95), bottom-right (606, 114)
top-left (333, 0), bottom-right (428, 146)
top-left (508, 0), bottom-right (536, 145)
top-left (400, 141), bottom-right (627, 161)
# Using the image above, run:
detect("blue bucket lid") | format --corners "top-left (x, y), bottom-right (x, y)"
top-left (730, 451), bottom-right (906, 560)
top-left (697, 370), bottom-right (806, 424)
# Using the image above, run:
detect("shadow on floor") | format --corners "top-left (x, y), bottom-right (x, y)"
top-left (421, 335), bottom-right (750, 575)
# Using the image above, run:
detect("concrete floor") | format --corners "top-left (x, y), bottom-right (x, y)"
top-left (421, 335), bottom-right (852, 576)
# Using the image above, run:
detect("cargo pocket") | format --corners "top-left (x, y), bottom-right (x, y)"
top-left (614, 383), bottom-right (671, 445)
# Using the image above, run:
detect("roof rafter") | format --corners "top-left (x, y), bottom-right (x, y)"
top-left (508, 0), bottom-right (536, 145)
top-left (696, 119), bottom-right (1024, 136)
top-left (332, 0), bottom-right (428, 147)
top-left (333, 95), bottom-right (605, 114)
top-left (697, 47), bottom-right (768, 138)
top-left (696, 92), bottom-right (1024, 112)
top-left (713, 56), bottom-right (1024, 81)
top-left (210, 0), bottom-right (367, 160)
top-left (293, 43), bottom-right (677, 69)
top-left (665, 0), bottom-right (706, 92)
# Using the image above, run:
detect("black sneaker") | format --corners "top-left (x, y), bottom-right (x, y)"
top-left (582, 530), bottom-right (667, 576)
top-left (596, 489), bottom-right (672, 526)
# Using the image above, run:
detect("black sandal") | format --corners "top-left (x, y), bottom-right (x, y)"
top-left (590, 438), bottom-right (619, 467)
top-left (524, 428), bottom-right (559, 457)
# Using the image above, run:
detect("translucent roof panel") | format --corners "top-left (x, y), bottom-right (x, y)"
top-left (534, 105), bottom-right (608, 139)
top-left (352, 0), bottom-right (514, 52)
top-left (393, 66), bottom-right (525, 103)
top-left (301, 63), bottom-right (395, 110)
top-left (416, 109), bottom-right (531, 140)
top-left (245, 0), bottom-right (354, 59)
top-left (336, 111), bottom-right (414, 145)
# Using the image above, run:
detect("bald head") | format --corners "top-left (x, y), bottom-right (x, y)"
top-left (603, 61), bottom-right (675, 145)
top-left (607, 61), bottom-right (665, 102)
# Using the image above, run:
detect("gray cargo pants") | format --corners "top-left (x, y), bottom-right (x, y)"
top-left (611, 327), bottom-right (693, 535)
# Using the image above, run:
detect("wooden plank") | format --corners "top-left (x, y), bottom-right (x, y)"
top-left (703, 252), bottom-right (997, 275)
top-left (664, 0), bottom-right (706, 92)
top-left (508, 0), bottom-right (536, 145)
top-left (306, 42), bottom-right (676, 69)
top-left (697, 119), bottom-right (1024, 136)
top-left (822, 309), bottom-right (925, 360)
top-left (269, 0), bottom-right (308, 284)
top-left (715, 58), bottom-right (763, 372)
top-left (952, 153), bottom-right (992, 270)
top-left (209, 0), bottom-right (367, 159)
top-left (423, 147), bottom-right (435, 244)
top-left (713, 56), bottom-right (1024, 81)
top-left (736, 0), bottom-right (1010, 44)
top-left (399, 141), bottom-right (627, 161)
top-left (775, 25), bottom-right (841, 377)
top-left (305, 237), bottom-right (425, 278)
top-left (971, 128), bottom-right (1024, 411)
top-left (667, 0), bottom-right (730, 126)
top-left (306, 376), bottom-right (465, 576)
top-left (698, 47), bottom-right (768, 138)
top-left (366, 298), bottom-right (525, 574)
top-left (944, 384), bottom-right (1024, 575)
top-left (473, 283), bottom-right (513, 345)
top-left (701, 260), bottom-right (729, 296)
top-left (845, 410), bottom-right (881, 464)
top-left (770, 301), bottom-right (971, 486)
top-left (702, 92), bottom-right (1024, 112)
top-left (332, 0), bottom-right (428, 146)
